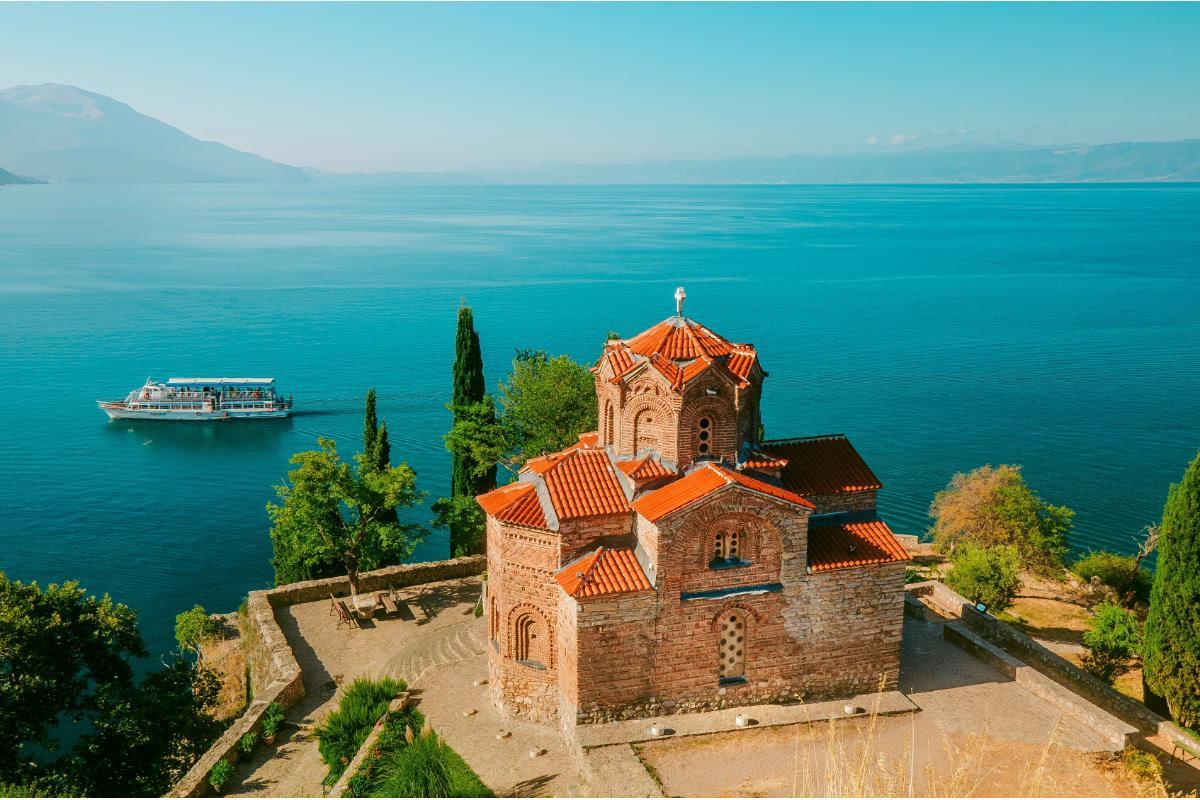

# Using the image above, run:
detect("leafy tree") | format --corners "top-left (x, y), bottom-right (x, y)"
top-left (0, 573), bottom-right (143, 777)
top-left (431, 495), bottom-right (487, 558)
top-left (268, 437), bottom-right (426, 594)
top-left (0, 573), bottom-right (220, 795)
top-left (944, 545), bottom-right (1022, 613)
top-left (174, 604), bottom-right (221, 659)
top-left (929, 464), bottom-right (1073, 574)
top-left (1143, 451), bottom-right (1200, 727)
top-left (1071, 551), bottom-right (1152, 607)
top-left (497, 349), bottom-right (597, 467)
top-left (66, 661), bottom-right (221, 796)
top-left (1080, 602), bottom-right (1142, 684)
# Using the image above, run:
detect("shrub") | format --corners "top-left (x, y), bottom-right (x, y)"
top-left (315, 676), bottom-right (406, 783)
top-left (1081, 602), bottom-right (1142, 684)
top-left (209, 759), bottom-right (232, 793)
top-left (261, 702), bottom-right (285, 739)
top-left (239, 730), bottom-right (258, 755)
top-left (346, 708), bottom-right (491, 798)
top-left (1072, 551), bottom-right (1152, 606)
top-left (374, 723), bottom-right (455, 798)
top-left (1120, 747), bottom-right (1163, 791)
top-left (175, 605), bottom-right (221, 656)
top-left (945, 545), bottom-right (1021, 613)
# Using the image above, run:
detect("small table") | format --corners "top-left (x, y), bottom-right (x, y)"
top-left (351, 594), bottom-right (381, 619)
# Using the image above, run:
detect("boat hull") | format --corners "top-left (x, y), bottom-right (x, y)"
top-left (98, 403), bottom-right (290, 421)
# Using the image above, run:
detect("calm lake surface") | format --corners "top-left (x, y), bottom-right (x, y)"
top-left (1, 183), bottom-right (1198, 661)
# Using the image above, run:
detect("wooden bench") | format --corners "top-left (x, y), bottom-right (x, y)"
top-left (1169, 737), bottom-right (1200, 765)
top-left (378, 592), bottom-right (398, 616)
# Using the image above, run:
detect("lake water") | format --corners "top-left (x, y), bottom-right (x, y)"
top-left (1, 183), bottom-right (1198, 661)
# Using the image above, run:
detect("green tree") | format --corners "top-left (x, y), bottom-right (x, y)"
top-left (441, 305), bottom-right (497, 556)
top-left (0, 573), bottom-right (143, 777)
top-left (174, 604), bottom-right (221, 660)
top-left (268, 437), bottom-right (427, 594)
top-left (450, 305), bottom-right (494, 496)
top-left (929, 464), bottom-right (1073, 574)
top-left (1143, 451), bottom-right (1200, 727)
top-left (1080, 602), bottom-right (1142, 684)
top-left (498, 349), bottom-right (597, 467)
top-left (431, 495), bottom-right (488, 558)
top-left (66, 661), bottom-right (221, 796)
top-left (0, 573), bottom-right (220, 795)
top-left (944, 545), bottom-right (1022, 613)
top-left (363, 388), bottom-right (379, 468)
top-left (1071, 551), bottom-right (1152, 607)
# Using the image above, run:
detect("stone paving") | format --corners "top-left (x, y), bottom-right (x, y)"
top-left (222, 576), bottom-right (1190, 798)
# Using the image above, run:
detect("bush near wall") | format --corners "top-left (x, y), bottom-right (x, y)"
top-left (316, 677), bottom-right (407, 785)
top-left (345, 708), bottom-right (491, 798)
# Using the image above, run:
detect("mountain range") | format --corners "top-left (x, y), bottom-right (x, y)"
top-left (2, 83), bottom-right (1198, 185)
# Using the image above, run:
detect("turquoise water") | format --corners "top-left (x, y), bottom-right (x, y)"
top-left (1, 183), bottom-right (1198, 661)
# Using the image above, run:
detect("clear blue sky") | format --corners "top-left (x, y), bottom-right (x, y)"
top-left (3, 2), bottom-right (1198, 172)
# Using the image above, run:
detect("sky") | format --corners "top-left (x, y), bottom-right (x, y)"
top-left (2, 2), bottom-right (1199, 173)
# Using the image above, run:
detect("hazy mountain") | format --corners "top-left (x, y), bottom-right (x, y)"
top-left (0, 164), bottom-right (44, 184)
top-left (301, 167), bottom-right (493, 185)
top-left (1, 84), bottom-right (1197, 185)
top-left (481, 140), bottom-right (1200, 184)
top-left (0, 84), bottom-right (309, 183)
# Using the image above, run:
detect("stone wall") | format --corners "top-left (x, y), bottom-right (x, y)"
top-left (569, 590), bottom-right (658, 724)
top-left (168, 556), bottom-right (484, 798)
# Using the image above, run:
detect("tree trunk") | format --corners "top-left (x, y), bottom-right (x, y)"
top-left (346, 562), bottom-right (360, 597)
top-left (1142, 672), bottom-right (1171, 717)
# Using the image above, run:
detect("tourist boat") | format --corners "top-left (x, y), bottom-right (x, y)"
top-left (97, 378), bottom-right (292, 420)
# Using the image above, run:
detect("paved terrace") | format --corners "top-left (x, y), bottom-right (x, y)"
top-left (216, 570), bottom-right (1193, 798)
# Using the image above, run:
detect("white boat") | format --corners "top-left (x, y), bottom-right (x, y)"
top-left (98, 377), bottom-right (292, 421)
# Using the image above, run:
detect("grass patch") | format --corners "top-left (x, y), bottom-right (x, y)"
top-left (316, 676), bottom-right (407, 785)
top-left (1119, 747), bottom-right (1164, 794)
top-left (346, 708), bottom-right (491, 798)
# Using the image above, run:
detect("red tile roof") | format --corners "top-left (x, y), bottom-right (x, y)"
top-left (625, 317), bottom-right (736, 360)
top-left (632, 463), bottom-right (813, 522)
top-left (603, 317), bottom-right (760, 392)
top-left (476, 482), bottom-right (548, 529)
top-left (618, 455), bottom-right (677, 487)
top-left (808, 519), bottom-right (909, 572)
top-left (761, 435), bottom-right (883, 496)
top-left (554, 546), bottom-right (653, 598)
top-left (741, 451), bottom-right (789, 471)
top-left (537, 448), bottom-right (630, 521)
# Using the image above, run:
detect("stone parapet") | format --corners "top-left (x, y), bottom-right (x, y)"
top-left (167, 556), bottom-right (485, 797)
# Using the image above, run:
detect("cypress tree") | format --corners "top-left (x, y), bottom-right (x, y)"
top-left (450, 304), bottom-right (496, 497)
top-left (447, 303), bottom-right (496, 556)
top-left (376, 420), bottom-right (391, 473)
top-left (363, 388), bottom-right (379, 468)
top-left (1143, 451), bottom-right (1200, 727)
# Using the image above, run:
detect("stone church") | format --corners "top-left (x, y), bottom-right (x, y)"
top-left (478, 290), bottom-right (908, 733)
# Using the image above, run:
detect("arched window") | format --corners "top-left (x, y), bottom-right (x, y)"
top-left (489, 596), bottom-right (499, 645)
top-left (604, 401), bottom-right (615, 445)
top-left (718, 612), bottom-right (746, 683)
top-left (697, 416), bottom-right (713, 458)
top-left (512, 611), bottom-right (549, 668)
top-left (634, 409), bottom-right (657, 453)
top-left (711, 529), bottom-right (746, 568)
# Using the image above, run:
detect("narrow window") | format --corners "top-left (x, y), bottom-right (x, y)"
top-left (697, 416), bottom-right (713, 458)
top-left (604, 401), bottom-right (615, 444)
top-left (711, 530), bottom-right (747, 568)
top-left (489, 596), bottom-right (499, 644)
top-left (719, 613), bottom-right (746, 683)
top-left (635, 410), bottom-right (656, 453)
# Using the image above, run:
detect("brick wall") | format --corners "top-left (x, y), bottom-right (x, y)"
top-left (806, 490), bottom-right (878, 515)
